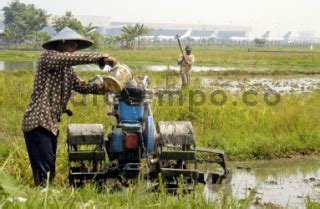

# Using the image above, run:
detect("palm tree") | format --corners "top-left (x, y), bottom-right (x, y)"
top-left (121, 23), bottom-right (151, 49)
top-left (121, 24), bottom-right (136, 48)
top-left (106, 35), bottom-right (125, 47)
top-left (83, 22), bottom-right (97, 37)
top-left (107, 23), bottom-right (151, 49)
top-left (135, 24), bottom-right (152, 48)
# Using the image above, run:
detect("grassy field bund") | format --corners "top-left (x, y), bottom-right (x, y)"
top-left (1, 46), bottom-right (320, 208)
top-left (2, 46), bottom-right (320, 74)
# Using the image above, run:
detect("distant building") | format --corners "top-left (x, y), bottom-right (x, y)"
top-left (0, 11), bottom-right (5, 34)
top-left (47, 15), bottom-right (111, 36)
top-left (103, 26), bottom-right (122, 37)
top-left (0, 11), bottom-right (4, 21)
top-left (107, 21), bottom-right (251, 39)
top-left (299, 31), bottom-right (315, 41)
top-left (40, 26), bottom-right (56, 36)
top-left (45, 15), bottom-right (250, 39)
top-left (75, 15), bottom-right (111, 36)
top-left (75, 15), bottom-right (111, 28)
top-left (0, 21), bottom-right (4, 34)
top-left (0, 11), bottom-right (5, 45)
top-left (191, 30), bottom-right (214, 37)
top-left (151, 29), bottom-right (186, 36)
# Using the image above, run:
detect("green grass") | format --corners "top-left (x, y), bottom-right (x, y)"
top-left (307, 198), bottom-right (320, 209)
top-left (0, 168), bottom-right (256, 209)
top-left (0, 50), bottom-right (41, 61)
top-left (2, 46), bottom-right (320, 74)
top-left (152, 90), bottom-right (320, 160)
top-left (1, 69), bottom-right (320, 208)
top-left (1, 69), bottom-right (319, 162)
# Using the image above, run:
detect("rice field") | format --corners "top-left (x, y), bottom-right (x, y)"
top-left (1, 46), bottom-right (320, 208)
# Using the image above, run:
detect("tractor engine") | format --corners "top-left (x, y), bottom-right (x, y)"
top-left (66, 68), bottom-right (231, 188)
top-left (105, 77), bottom-right (154, 179)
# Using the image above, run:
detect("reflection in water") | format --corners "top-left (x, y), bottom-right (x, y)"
top-left (0, 62), bottom-right (237, 72)
top-left (74, 64), bottom-right (112, 71)
top-left (200, 75), bottom-right (320, 94)
top-left (205, 157), bottom-right (320, 208)
top-left (0, 61), bottom-right (4, 70)
top-left (0, 61), bottom-right (111, 71)
top-left (155, 75), bottom-right (320, 94)
top-left (147, 65), bottom-right (238, 72)
top-left (0, 61), bottom-right (37, 70)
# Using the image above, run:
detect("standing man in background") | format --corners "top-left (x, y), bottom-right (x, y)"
top-left (178, 45), bottom-right (195, 88)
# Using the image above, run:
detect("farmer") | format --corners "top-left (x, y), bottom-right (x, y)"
top-left (22, 27), bottom-right (117, 186)
top-left (177, 45), bottom-right (195, 87)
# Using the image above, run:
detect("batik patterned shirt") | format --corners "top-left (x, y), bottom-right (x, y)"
top-left (22, 50), bottom-right (109, 135)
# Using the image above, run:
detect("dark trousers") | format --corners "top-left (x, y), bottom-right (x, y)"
top-left (23, 126), bottom-right (57, 186)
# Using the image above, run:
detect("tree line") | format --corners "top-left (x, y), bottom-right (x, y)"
top-left (1, 0), bottom-right (151, 49)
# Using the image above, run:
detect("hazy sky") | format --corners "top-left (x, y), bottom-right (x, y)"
top-left (1, 0), bottom-right (319, 37)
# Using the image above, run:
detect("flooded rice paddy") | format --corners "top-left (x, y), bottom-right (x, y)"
top-left (207, 157), bottom-right (320, 208)
top-left (0, 61), bottom-right (37, 70)
top-left (146, 65), bottom-right (238, 72)
top-left (156, 75), bottom-right (320, 94)
top-left (199, 75), bottom-right (320, 94)
top-left (2, 61), bottom-right (320, 94)
top-left (0, 61), bottom-right (237, 72)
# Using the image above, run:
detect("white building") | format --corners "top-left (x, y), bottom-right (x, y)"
top-left (0, 11), bottom-right (4, 34)
top-left (299, 31), bottom-right (315, 41)
top-left (108, 21), bottom-right (251, 39)
top-left (75, 15), bottom-right (111, 28)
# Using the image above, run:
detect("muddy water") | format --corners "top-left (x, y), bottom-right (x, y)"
top-left (0, 61), bottom-right (111, 71)
top-left (0, 61), bottom-right (236, 72)
top-left (2, 61), bottom-right (320, 94)
top-left (146, 65), bottom-right (238, 72)
top-left (206, 157), bottom-right (320, 208)
top-left (200, 75), bottom-right (320, 94)
top-left (0, 61), bottom-right (37, 70)
top-left (157, 75), bottom-right (320, 94)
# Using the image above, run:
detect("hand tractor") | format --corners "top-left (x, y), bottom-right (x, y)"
top-left (67, 65), bottom-right (231, 190)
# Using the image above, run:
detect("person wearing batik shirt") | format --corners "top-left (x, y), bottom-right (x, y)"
top-left (22, 27), bottom-right (117, 186)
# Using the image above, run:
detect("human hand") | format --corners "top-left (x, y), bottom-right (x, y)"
top-left (104, 56), bottom-right (117, 67)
